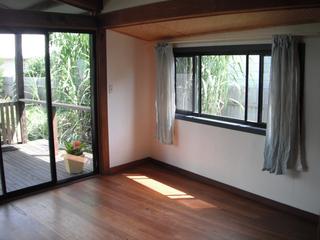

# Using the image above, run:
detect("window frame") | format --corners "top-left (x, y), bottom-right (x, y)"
top-left (174, 44), bottom-right (272, 135)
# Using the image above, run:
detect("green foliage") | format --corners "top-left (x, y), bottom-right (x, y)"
top-left (26, 105), bottom-right (48, 141)
top-left (201, 55), bottom-right (230, 115)
top-left (49, 33), bottom-right (92, 148)
top-left (65, 140), bottom-right (85, 156)
top-left (201, 55), bottom-right (245, 116)
top-left (24, 57), bottom-right (45, 78)
top-left (23, 33), bottom-right (93, 151)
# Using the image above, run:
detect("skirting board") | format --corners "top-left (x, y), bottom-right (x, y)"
top-left (108, 158), bottom-right (149, 174)
top-left (109, 157), bottom-right (319, 224)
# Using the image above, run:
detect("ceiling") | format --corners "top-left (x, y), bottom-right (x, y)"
top-left (0, 0), bottom-right (86, 14)
top-left (111, 7), bottom-right (320, 41)
top-left (102, 0), bottom-right (168, 13)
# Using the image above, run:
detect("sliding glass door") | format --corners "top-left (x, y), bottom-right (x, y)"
top-left (0, 30), bottom-right (97, 198)
top-left (49, 32), bottom-right (95, 181)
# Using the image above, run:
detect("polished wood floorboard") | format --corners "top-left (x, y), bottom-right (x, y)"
top-left (0, 163), bottom-right (317, 240)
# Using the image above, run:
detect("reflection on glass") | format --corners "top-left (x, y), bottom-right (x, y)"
top-left (201, 55), bottom-right (246, 120)
top-left (176, 57), bottom-right (193, 112)
top-left (0, 34), bottom-right (51, 192)
top-left (262, 56), bottom-right (271, 123)
top-left (247, 55), bottom-right (260, 122)
top-left (49, 32), bottom-right (94, 181)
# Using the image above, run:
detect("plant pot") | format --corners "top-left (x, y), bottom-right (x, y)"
top-left (64, 153), bottom-right (85, 174)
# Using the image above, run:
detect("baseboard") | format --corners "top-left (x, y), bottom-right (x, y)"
top-left (107, 157), bottom-right (318, 224)
top-left (148, 158), bottom-right (319, 224)
top-left (108, 158), bottom-right (149, 174)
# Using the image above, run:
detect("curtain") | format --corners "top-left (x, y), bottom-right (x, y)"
top-left (155, 43), bottom-right (175, 144)
top-left (263, 35), bottom-right (302, 175)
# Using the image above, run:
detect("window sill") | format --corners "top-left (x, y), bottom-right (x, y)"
top-left (175, 114), bottom-right (266, 136)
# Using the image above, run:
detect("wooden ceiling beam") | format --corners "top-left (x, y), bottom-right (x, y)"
top-left (0, 9), bottom-right (97, 30)
top-left (98, 0), bottom-right (320, 28)
top-left (55, 0), bottom-right (103, 14)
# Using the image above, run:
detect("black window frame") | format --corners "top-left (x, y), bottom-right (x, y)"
top-left (0, 28), bottom-right (99, 202)
top-left (174, 44), bottom-right (272, 135)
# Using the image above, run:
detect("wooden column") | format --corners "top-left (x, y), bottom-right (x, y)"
top-left (96, 29), bottom-right (109, 174)
top-left (15, 34), bottom-right (27, 144)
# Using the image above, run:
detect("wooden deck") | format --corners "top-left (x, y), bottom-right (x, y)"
top-left (1, 139), bottom-right (93, 192)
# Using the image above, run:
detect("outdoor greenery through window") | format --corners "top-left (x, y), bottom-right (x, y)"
top-left (0, 31), bottom-right (96, 194)
top-left (174, 45), bottom-right (271, 133)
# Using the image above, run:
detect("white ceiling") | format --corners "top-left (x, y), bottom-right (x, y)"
top-left (0, 0), bottom-right (86, 14)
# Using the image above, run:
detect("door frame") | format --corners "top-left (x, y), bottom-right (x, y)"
top-left (0, 28), bottom-right (99, 201)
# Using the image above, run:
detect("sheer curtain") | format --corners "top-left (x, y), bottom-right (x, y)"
top-left (263, 35), bottom-right (303, 175)
top-left (155, 43), bottom-right (175, 144)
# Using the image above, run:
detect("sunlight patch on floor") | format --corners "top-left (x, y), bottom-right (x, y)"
top-left (125, 174), bottom-right (216, 209)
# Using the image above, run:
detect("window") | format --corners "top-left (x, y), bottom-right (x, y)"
top-left (174, 45), bottom-right (271, 134)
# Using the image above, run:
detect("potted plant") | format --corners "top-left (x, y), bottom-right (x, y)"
top-left (64, 140), bottom-right (86, 174)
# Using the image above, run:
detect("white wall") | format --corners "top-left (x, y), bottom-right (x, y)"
top-left (151, 36), bottom-right (320, 215)
top-left (106, 30), bottom-right (320, 215)
top-left (107, 30), bottom-right (154, 167)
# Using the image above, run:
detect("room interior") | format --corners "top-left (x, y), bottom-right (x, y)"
top-left (0, 0), bottom-right (320, 239)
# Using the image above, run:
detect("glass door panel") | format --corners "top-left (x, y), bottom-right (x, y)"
top-left (0, 34), bottom-right (52, 192)
top-left (49, 32), bottom-right (94, 181)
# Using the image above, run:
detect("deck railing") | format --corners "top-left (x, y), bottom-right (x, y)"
top-left (0, 99), bottom-right (91, 148)
top-left (0, 101), bottom-right (21, 144)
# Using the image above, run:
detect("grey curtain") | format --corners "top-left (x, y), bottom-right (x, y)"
top-left (155, 43), bottom-right (175, 144)
top-left (263, 35), bottom-right (303, 175)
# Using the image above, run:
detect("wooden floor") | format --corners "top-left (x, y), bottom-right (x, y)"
top-left (0, 163), bottom-right (317, 240)
top-left (1, 139), bottom-right (93, 192)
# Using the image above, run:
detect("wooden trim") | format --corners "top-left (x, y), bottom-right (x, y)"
top-left (96, 29), bottom-right (109, 174)
top-left (0, 9), bottom-right (97, 30)
top-left (109, 158), bottom-right (149, 174)
top-left (148, 158), bottom-right (318, 223)
top-left (98, 0), bottom-right (320, 28)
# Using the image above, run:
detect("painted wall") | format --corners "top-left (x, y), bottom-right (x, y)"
top-left (103, 0), bottom-right (168, 13)
top-left (106, 29), bottom-right (320, 214)
top-left (107, 30), bottom-right (154, 167)
top-left (151, 36), bottom-right (320, 215)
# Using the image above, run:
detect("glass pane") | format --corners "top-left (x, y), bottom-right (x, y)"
top-left (0, 34), bottom-right (15, 101)
top-left (262, 56), bottom-right (271, 123)
top-left (201, 55), bottom-right (246, 120)
top-left (247, 55), bottom-right (260, 122)
top-left (1, 34), bottom-right (51, 192)
top-left (49, 32), bottom-right (94, 181)
top-left (176, 57), bottom-right (193, 111)
top-left (0, 34), bottom-right (16, 194)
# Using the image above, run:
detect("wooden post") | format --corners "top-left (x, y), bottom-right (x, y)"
top-left (96, 29), bottom-right (110, 174)
top-left (52, 106), bottom-right (59, 156)
top-left (15, 34), bottom-right (27, 144)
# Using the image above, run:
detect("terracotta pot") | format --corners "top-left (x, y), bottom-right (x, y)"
top-left (64, 153), bottom-right (85, 174)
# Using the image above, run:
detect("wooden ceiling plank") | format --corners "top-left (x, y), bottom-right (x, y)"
top-left (99, 0), bottom-right (320, 28)
top-left (111, 8), bottom-right (320, 41)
